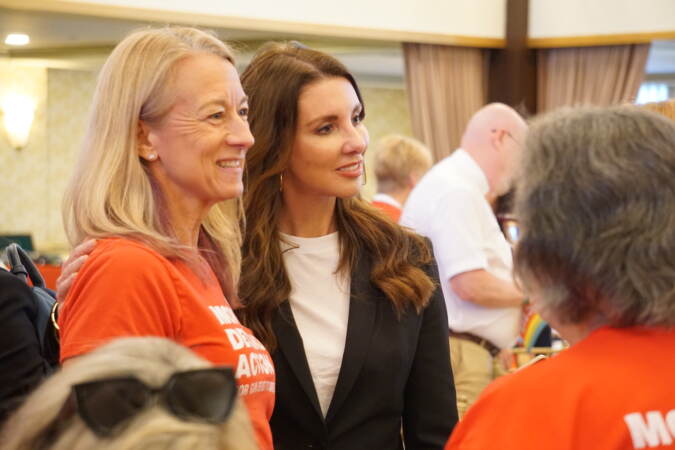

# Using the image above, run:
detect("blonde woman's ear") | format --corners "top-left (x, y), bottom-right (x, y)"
top-left (137, 120), bottom-right (157, 161)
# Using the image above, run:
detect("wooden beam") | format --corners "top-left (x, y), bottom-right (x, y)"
top-left (487, 0), bottom-right (537, 115)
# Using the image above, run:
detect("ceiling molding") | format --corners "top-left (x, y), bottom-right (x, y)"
top-left (529, 31), bottom-right (675, 48)
top-left (0, 0), bottom-right (505, 48)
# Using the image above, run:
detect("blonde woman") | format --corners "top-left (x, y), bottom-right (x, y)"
top-left (57, 27), bottom-right (274, 449)
top-left (372, 134), bottom-right (433, 222)
top-left (0, 337), bottom-right (257, 450)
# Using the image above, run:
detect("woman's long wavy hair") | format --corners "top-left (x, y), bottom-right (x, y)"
top-left (62, 27), bottom-right (242, 300)
top-left (238, 43), bottom-right (434, 350)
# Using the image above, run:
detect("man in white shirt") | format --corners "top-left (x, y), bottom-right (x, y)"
top-left (371, 134), bottom-right (433, 222)
top-left (400, 103), bottom-right (527, 417)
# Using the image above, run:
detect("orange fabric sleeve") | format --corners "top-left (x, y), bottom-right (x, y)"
top-left (59, 239), bottom-right (181, 361)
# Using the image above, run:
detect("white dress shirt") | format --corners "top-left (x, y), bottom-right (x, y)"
top-left (400, 149), bottom-right (520, 348)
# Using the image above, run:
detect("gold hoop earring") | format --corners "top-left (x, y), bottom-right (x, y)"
top-left (362, 161), bottom-right (367, 186)
top-left (279, 173), bottom-right (284, 193)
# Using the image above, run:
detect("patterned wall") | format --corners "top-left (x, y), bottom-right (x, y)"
top-left (359, 85), bottom-right (413, 199)
top-left (46, 69), bottom-right (98, 250)
top-left (0, 65), bottom-right (96, 254)
top-left (0, 67), bottom-right (411, 252)
top-left (0, 61), bottom-right (49, 250)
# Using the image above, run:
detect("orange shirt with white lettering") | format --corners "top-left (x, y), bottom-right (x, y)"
top-left (446, 326), bottom-right (675, 450)
top-left (59, 238), bottom-right (275, 450)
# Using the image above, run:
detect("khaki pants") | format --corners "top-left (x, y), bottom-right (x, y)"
top-left (449, 336), bottom-right (506, 419)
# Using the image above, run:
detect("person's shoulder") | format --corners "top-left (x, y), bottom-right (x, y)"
top-left (64, 238), bottom-right (185, 313)
top-left (406, 172), bottom-right (478, 213)
top-left (84, 237), bottom-right (175, 278)
top-left (91, 237), bottom-right (167, 263)
top-left (0, 269), bottom-right (33, 304)
top-left (423, 161), bottom-right (481, 198)
top-left (0, 268), bottom-right (25, 287)
top-left (480, 353), bottom-right (568, 402)
top-left (447, 362), bottom-right (559, 448)
top-left (406, 233), bottom-right (433, 259)
top-left (448, 359), bottom-right (561, 449)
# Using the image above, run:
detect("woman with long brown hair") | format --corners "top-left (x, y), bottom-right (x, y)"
top-left (238, 42), bottom-right (457, 449)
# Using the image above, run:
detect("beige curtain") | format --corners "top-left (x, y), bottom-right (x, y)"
top-left (403, 43), bottom-right (488, 162)
top-left (537, 44), bottom-right (650, 112)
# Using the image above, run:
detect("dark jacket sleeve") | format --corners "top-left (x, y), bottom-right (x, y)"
top-left (0, 270), bottom-right (47, 424)
top-left (402, 255), bottom-right (459, 449)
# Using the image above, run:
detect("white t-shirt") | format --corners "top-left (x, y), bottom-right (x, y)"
top-left (280, 232), bottom-right (350, 417)
top-left (400, 149), bottom-right (520, 349)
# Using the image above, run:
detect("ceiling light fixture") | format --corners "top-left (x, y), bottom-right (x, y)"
top-left (5, 33), bottom-right (30, 46)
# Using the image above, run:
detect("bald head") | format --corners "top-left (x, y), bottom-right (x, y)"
top-left (460, 103), bottom-right (527, 195)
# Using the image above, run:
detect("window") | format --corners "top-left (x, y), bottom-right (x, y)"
top-left (635, 82), bottom-right (670, 104)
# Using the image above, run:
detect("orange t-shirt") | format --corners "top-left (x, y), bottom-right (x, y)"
top-left (59, 238), bottom-right (275, 450)
top-left (371, 200), bottom-right (402, 222)
top-left (446, 326), bottom-right (675, 450)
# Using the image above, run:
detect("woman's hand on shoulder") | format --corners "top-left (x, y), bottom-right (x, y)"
top-left (56, 239), bottom-right (97, 303)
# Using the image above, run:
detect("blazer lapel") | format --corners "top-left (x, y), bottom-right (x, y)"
top-left (325, 256), bottom-right (378, 423)
top-left (272, 301), bottom-right (324, 419)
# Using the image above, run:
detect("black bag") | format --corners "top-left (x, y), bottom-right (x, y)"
top-left (5, 243), bottom-right (59, 372)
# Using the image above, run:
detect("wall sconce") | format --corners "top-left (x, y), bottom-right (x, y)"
top-left (1, 93), bottom-right (36, 150)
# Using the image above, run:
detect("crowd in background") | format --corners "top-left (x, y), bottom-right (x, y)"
top-left (0, 25), bottom-right (674, 450)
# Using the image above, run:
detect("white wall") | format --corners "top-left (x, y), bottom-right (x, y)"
top-left (2, 0), bottom-right (506, 40)
top-left (5, 0), bottom-right (674, 43)
top-left (530, 0), bottom-right (675, 38)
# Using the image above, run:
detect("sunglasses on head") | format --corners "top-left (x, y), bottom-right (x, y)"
top-left (69, 367), bottom-right (237, 437)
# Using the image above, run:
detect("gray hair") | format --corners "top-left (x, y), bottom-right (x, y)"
top-left (0, 337), bottom-right (256, 450)
top-left (514, 106), bottom-right (675, 327)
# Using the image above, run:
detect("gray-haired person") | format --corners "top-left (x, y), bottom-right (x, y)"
top-left (446, 106), bottom-right (675, 449)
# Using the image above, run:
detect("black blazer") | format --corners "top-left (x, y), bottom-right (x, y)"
top-left (270, 253), bottom-right (458, 450)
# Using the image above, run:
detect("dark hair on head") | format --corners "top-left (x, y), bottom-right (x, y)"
top-left (514, 105), bottom-right (675, 327)
top-left (238, 42), bottom-right (434, 350)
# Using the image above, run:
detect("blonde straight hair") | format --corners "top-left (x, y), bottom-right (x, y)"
top-left (0, 337), bottom-right (256, 450)
top-left (62, 27), bottom-right (242, 297)
top-left (374, 134), bottom-right (433, 193)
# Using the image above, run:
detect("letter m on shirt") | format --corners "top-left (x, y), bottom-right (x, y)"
top-left (624, 410), bottom-right (675, 448)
